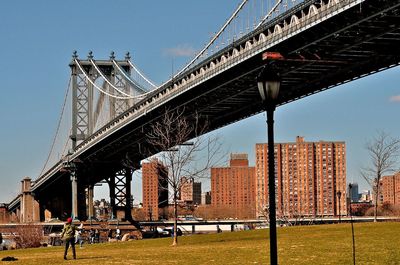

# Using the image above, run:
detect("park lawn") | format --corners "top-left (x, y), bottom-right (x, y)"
top-left (1, 222), bottom-right (400, 265)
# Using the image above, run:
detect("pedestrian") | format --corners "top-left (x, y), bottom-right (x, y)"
top-left (89, 229), bottom-right (95, 244)
top-left (94, 229), bottom-right (100, 243)
top-left (60, 217), bottom-right (76, 260)
top-left (116, 227), bottom-right (121, 241)
top-left (75, 222), bottom-right (84, 248)
top-left (0, 232), bottom-right (3, 250)
top-left (107, 229), bottom-right (113, 242)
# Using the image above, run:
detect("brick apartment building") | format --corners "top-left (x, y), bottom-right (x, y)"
top-left (211, 153), bottom-right (256, 218)
top-left (255, 136), bottom-right (347, 218)
top-left (380, 172), bottom-right (400, 205)
top-left (179, 177), bottom-right (202, 205)
top-left (142, 159), bottom-right (168, 220)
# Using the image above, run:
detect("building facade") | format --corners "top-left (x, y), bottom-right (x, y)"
top-left (255, 136), bottom-right (347, 218)
top-left (380, 172), bottom-right (400, 205)
top-left (211, 153), bottom-right (256, 218)
top-left (179, 177), bottom-right (202, 205)
top-left (142, 159), bottom-right (168, 220)
top-left (201, 192), bottom-right (212, 205)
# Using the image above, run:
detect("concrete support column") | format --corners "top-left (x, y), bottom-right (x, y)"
top-left (109, 175), bottom-right (116, 219)
top-left (71, 171), bottom-right (79, 220)
top-left (87, 185), bottom-right (94, 219)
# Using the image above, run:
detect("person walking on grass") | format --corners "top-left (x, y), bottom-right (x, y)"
top-left (75, 222), bottom-right (84, 249)
top-left (61, 217), bottom-right (76, 260)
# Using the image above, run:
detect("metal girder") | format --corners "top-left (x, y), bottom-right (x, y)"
top-left (110, 72), bottom-right (131, 119)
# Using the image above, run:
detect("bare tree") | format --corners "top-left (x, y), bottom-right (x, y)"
top-left (362, 131), bottom-right (400, 222)
top-left (14, 224), bottom-right (44, 249)
top-left (146, 108), bottom-right (224, 246)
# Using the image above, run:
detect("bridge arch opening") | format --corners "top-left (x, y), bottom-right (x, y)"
top-left (290, 15), bottom-right (300, 25)
top-left (274, 24), bottom-right (283, 34)
top-left (308, 4), bottom-right (319, 18)
top-left (245, 41), bottom-right (253, 50)
top-left (220, 55), bottom-right (227, 63)
top-left (258, 33), bottom-right (267, 43)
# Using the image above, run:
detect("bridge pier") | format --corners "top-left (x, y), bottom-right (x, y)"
top-left (87, 185), bottom-right (94, 220)
top-left (20, 177), bottom-right (40, 223)
top-left (106, 167), bottom-right (136, 221)
top-left (70, 171), bottom-right (79, 219)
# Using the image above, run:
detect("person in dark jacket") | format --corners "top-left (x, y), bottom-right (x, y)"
top-left (0, 232), bottom-right (3, 249)
top-left (61, 217), bottom-right (76, 260)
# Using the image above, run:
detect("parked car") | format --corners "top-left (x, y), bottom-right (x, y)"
top-left (160, 227), bottom-right (182, 237)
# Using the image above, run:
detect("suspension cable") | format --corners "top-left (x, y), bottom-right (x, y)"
top-left (126, 60), bottom-right (158, 89)
top-left (61, 129), bottom-right (72, 158)
top-left (39, 77), bottom-right (71, 177)
top-left (74, 59), bottom-right (143, 100)
top-left (173, 0), bottom-right (249, 78)
top-left (112, 60), bottom-right (148, 94)
top-left (90, 59), bottom-right (138, 98)
top-left (256, 0), bottom-right (282, 29)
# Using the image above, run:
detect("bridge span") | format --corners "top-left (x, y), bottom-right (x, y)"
top-left (6, 0), bottom-right (400, 223)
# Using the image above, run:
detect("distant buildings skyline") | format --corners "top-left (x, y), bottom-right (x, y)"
top-left (208, 137), bottom-right (348, 218)
top-left (103, 137), bottom-right (386, 220)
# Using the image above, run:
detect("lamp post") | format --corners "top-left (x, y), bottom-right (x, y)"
top-left (257, 66), bottom-right (281, 265)
top-left (337, 191), bottom-right (342, 223)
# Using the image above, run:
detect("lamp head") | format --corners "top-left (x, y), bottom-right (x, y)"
top-left (257, 66), bottom-right (281, 102)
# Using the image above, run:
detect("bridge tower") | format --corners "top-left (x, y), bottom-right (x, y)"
top-left (69, 51), bottom-right (133, 149)
top-left (67, 52), bottom-right (143, 223)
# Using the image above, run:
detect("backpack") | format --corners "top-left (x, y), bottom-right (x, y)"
top-left (62, 224), bottom-right (75, 240)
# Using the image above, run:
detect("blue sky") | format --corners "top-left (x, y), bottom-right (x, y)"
top-left (0, 1), bottom-right (399, 203)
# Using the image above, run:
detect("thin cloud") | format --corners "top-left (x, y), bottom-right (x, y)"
top-left (163, 44), bottom-right (196, 57)
top-left (389, 95), bottom-right (400, 102)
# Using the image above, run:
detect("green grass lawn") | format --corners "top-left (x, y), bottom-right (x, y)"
top-left (1, 222), bottom-right (400, 265)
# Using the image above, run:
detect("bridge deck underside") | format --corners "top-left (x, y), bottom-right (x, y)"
top-left (33, 0), bottom-right (400, 201)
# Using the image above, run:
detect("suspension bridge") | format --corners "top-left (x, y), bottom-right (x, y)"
top-left (4, 0), bottom-right (400, 224)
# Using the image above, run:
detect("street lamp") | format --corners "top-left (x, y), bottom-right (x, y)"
top-left (337, 191), bottom-right (342, 223)
top-left (257, 65), bottom-right (281, 265)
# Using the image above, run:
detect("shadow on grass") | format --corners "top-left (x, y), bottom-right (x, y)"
top-left (72, 256), bottom-right (112, 260)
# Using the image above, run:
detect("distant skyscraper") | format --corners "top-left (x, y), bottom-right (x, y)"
top-left (142, 159), bottom-right (168, 220)
top-left (180, 177), bottom-right (202, 205)
top-left (211, 153), bottom-right (256, 218)
top-left (255, 136), bottom-right (347, 218)
top-left (348, 182), bottom-right (360, 202)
